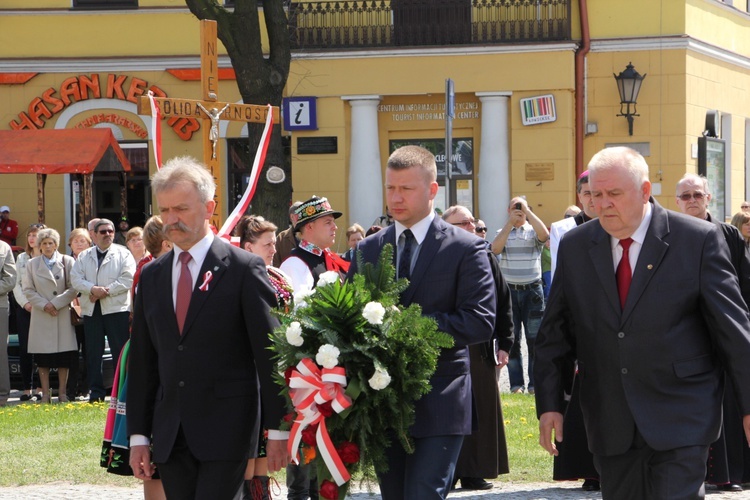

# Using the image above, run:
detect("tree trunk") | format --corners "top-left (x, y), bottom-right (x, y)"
top-left (185, 0), bottom-right (293, 229)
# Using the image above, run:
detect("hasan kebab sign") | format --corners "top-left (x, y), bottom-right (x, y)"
top-left (9, 73), bottom-right (200, 141)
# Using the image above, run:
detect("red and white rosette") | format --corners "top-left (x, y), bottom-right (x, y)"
top-left (287, 358), bottom-right (353, 486)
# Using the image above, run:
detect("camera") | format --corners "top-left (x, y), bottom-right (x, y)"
top-left (514, 202), bottom-right (522, 210)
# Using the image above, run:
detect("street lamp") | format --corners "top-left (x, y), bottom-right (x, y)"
top-left (614, 62), bottom-right (646, 136)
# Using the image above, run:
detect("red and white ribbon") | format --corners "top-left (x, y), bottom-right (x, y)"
top-left (217, 104), bottom-right (274, 239)
top-left (147, 90), bottom-right (162, 170)
top-left (198, 271), bottom-right (213, 292)
top-left (287, 358), bottom-right (352, 485)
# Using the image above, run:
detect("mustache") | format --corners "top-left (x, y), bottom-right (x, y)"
top-left (164, 221), bottom-right (193, 233)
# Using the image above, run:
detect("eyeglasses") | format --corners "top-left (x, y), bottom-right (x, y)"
top-left (742, 205), bottom-right (750, 209)
top-left (98, 229), bottom-right (114, 235)
top-left (475, 227), bottom-right (487, 233)
top-left (29, 224), bottom-right (46, 229)
top-left (678, 192), bottom-right (706, 201)
top-left (451, 219), bottom-right (475, 227)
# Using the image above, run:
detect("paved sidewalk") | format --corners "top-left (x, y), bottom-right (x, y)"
top-left (0, 480), bottom-right (742, 499)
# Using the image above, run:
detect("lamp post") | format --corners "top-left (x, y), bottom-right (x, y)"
top-left (614, 62), bottom-right (646, 136)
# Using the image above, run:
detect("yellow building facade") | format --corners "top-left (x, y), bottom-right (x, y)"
top-left (1, 0), bottom-right (749, 252)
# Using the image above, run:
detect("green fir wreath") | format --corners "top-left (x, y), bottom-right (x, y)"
top-left (269, 244), bottom-right (454, 499)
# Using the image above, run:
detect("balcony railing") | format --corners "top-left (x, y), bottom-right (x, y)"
top-left (288, 0), bottom-right (571, 49)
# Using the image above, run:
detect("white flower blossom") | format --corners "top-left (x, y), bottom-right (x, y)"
top-left (368, 368), bottom-right (392, 390)
top-left (317, 271), bottom-right (341, 287)
top-left (293, 288), bottom-right (315, 309)
top-left (316, 344), bottom-right (340, 369)
top-left (362, 301), bottom-right (386, 325)
top-left (286, 321), bottom-right (304, 346)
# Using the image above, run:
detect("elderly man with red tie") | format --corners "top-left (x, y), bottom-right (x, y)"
top-left (536, 146), bottom-right (750, 499)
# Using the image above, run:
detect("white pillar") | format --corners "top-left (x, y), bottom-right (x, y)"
top-left (342, 95), bottom-right (382, 227)
top-left (476, 92), bottom-right (511, 236)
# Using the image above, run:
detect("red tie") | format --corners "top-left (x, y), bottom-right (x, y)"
top-left (176, 252), bottom-right (193, 334)
top-left (616, 238), bottom-right (633, 310)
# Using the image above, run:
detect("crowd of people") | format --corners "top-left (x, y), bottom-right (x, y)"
top-left (2, 145), bottom-right (750, 500)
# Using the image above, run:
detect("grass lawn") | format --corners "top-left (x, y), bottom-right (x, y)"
top-left (0, 393), bottom-right (552, 487)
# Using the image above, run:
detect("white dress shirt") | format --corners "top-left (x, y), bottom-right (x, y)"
top-left (610, 202), bottom-right (653, 275)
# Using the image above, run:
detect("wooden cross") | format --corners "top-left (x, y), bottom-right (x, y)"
top-left (138, 20), bottom-right (280, 228)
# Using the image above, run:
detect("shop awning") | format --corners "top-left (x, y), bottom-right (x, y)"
top-left (0, 128), bottom-right (131, 174)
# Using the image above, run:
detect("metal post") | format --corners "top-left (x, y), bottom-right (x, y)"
top-left (445, 78), bottom-right (455, 211)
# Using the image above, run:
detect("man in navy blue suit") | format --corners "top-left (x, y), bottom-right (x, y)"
top-left (348, 145), bottom-right (497, 499)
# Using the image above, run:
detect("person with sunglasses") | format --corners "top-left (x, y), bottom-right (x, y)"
top-left (675, 173), bottom-right (750, 492)
top-left (474, 219), bottom-right (488, 239)
top-left (71, 218), bottom-right (135, 403)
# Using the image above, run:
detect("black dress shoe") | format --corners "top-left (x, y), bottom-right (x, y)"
top-left (582, 479), bottom-right (601, 491)
top-left (460, 477), bottom-right (493, 490)
top-left (719, 483), bottom-right (743, 492)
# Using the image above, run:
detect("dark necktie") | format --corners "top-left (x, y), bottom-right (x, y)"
top-left (176, 252), bottom-right (193, 334)
top-left (616, 238), bottom-right (633, 310)
top-left (399, 229), bottom-right (415, 280)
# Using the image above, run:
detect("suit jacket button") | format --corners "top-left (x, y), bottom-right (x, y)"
top-left (621, 368), bottom-right (628, 375)
top-left (618, 332), bottom-right (625, 338)
top-left (178, 345), bottom-right (184, 351)
top-left (52, 291), bottom-right (58, 295)
top-left (178, 381), bottom-right (185, 387)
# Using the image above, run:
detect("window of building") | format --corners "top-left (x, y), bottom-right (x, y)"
top-left (73, 0), bottom-right (138, 10)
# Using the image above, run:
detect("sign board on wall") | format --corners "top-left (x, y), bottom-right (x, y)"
top-left (297, 136), bottom-right (337, 154)
top-left (283, 97), bottom-right (317, 131)
top-left (698, 136), bottom-right (726, 218)
top-left (525, 162), bottom-right (554, 181)
top-left (520, 95), bottom-right (556, 126)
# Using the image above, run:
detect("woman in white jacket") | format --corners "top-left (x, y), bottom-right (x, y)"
top-left (23, 228), bottom-right (78, 403)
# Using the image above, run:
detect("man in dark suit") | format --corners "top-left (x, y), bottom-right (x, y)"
top-left (348, 145), bottom-right (497, 499)
top-left (127, 157), bottom-right (290, 499)
top-left (535, 146), bottom-right (750, 499)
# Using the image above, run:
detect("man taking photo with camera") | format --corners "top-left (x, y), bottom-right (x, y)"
top-left (491, 196), bottom-right (548, 395)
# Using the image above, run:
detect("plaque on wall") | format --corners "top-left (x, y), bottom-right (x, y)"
top-left (297, 136), bottom-right (338, 155)
top-left (525, 162), bottom-right (554, 181)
